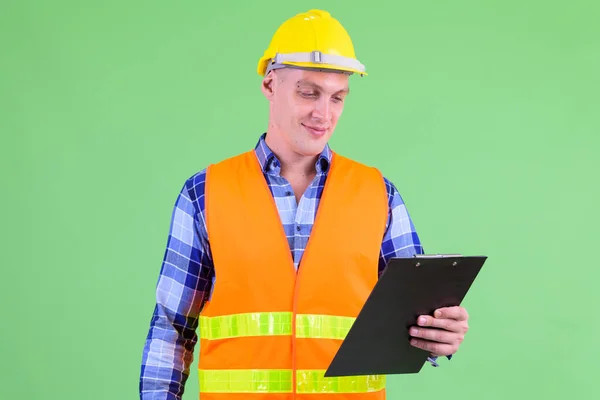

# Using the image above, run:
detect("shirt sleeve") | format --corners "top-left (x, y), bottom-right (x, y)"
top-left (378, 176), bottom-right (424, 275)
top-left (378, 176), bottom-right (451, 366)
top-left (139, 174), bottom-right (215, 399)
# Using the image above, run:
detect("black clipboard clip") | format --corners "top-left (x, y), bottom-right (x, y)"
top-left (414, 253), bottom-right (463, 258)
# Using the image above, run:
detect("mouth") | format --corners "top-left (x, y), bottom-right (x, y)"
top-left (302, 124), bottom-right (328, 137)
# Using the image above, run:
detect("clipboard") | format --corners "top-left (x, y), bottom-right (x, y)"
top-left (324, 254), bottom-right (487, 377)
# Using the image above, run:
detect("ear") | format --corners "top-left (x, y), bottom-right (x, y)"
top-left (261, 70), bottom-right (276, 100)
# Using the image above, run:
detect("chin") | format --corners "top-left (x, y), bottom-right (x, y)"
top-left (295, 143), bottom-right (327, 157)
top-left (289, 127), bottom-right (332, 156)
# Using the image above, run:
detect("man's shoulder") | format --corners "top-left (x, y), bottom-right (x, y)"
top-left (179, 151), bottom-right (254, 202)
top-left (186, 167), bottom-right (207, 184)
top-left (173, 168), bottom-right (208, 214)
top-left (332, 152), bottom-right (402, 206)
top-left (381, 175), bottom-right (399, 197)
top-left (182, 167), bottom-right (207, 192)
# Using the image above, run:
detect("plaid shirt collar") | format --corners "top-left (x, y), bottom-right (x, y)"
top-left (254, 132), bottom-right (332, 176)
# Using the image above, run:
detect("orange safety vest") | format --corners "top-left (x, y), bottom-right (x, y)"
top-left (200, 150), bottom-right (389, 399)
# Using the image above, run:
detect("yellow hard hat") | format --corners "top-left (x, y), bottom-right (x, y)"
top-left (257, 9), bottom-right (366, 77)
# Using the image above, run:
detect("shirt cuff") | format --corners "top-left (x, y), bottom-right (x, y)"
top-left (427, 356), bottom-right (439, 367)
top-left (427, 354), bottom-right (453, 367)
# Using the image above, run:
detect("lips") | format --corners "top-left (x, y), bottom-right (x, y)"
top-left (302, 124), bottom-right (328, 137)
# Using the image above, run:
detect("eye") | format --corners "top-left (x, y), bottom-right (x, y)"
top-left (299, 91), bottom-right (317, 98)
top-left (332, 96), bottom-right (344, 103)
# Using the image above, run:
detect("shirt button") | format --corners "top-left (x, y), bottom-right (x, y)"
top-left (286, 191), bottom-right (292, 196)
top-left (296, 225), bottom-right (301, 232)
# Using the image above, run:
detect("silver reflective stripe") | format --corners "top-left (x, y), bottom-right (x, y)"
top-left (272, 51), bottom-right (365, 73)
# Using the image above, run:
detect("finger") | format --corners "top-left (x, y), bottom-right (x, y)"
top-left (410, 338), bottom-right (455, 356)
top-left (409, 326), bottom-right (458, 343)
top-left (417, 316), bottom-right (466, 333)
top-left (434, 306), bottom-right (468, 321)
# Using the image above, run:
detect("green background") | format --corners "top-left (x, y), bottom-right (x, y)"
top-left (2, 0), bottom-right (599, 398)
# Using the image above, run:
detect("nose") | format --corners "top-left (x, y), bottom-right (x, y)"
top-left (312, 96), bottom-right (331, 122)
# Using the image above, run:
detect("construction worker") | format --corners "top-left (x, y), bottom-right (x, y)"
top-left (139, 9), bottom-right (470, 400)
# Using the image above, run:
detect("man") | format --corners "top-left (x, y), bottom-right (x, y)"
top-left (140, 9), bottom-right (469, 400)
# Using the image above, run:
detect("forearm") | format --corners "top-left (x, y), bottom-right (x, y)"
top-left (140, 177), bottom-right (213, 399)
top-left (139, 308), bottom-right (197, 399)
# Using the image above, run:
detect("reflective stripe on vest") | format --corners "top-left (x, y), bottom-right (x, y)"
top-left (199, 312), bottom-right (355, 340)
top-left (199, 369), bottom-right (386, 394)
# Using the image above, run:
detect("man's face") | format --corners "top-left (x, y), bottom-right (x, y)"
top-left (263, 67), bottom-right (350, 157)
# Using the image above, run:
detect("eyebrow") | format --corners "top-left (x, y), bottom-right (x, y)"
top-left (297, 79), bottom-right (350, 94)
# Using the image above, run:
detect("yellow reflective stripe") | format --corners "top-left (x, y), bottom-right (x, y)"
top-left (199, 312), bottom-right (292, 340)
top-left (295, 314), bottom-right (355, 340)
top-left (199, 312), bottom-right (356, 340)
top-left (199, 369), bottom-right (293, 393)
top-left (198, 369), bottom-right (385, 394)
top-left (297, 370), bottom-right (385, 394)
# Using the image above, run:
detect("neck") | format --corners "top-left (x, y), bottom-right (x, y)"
top-left (265, 132), bottom-right (319, 177)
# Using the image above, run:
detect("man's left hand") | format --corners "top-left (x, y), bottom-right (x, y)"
top-left (409, 306), bottom-right (469, 357)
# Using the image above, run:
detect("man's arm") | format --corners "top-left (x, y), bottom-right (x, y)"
top-left (379, 176), bottom-right (450, 367)
top-left (381, 178), bottom-right (466, 364)
top-left (378, 176), bottom-right (424, 275)
top-left (140, 173), bottom-right (214, 399)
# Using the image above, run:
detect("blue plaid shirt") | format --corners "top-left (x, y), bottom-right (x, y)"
top-left (140, 134), bottom-right (433, 399)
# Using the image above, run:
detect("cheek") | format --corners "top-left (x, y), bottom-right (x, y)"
top-left (331, 105), bottom-right (344, 124)
top-left (272, 97), bottom-right (295, 127)
top-left (292, 103), bottom-right (315, 122)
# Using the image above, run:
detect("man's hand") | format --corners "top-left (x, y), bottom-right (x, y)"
top-left (408, 306), bottom-right (469, 357)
